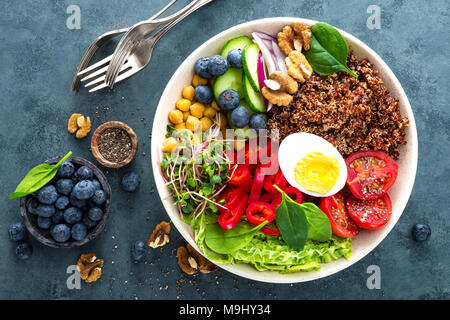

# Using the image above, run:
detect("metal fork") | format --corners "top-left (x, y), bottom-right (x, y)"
top-left (78, 0), bottom-right (211, 92)
top-left (71, 0), bottom-right (178, 92)
top-left (105, 0), bottom-right (206, 88)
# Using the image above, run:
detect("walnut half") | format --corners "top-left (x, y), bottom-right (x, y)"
top-left (76, 253), bottom-right (104, 283)
top-left (285, 50), bottom-right (313, 83)
top-left (277, 23), bottom-right (312, 56)
top-left (177, 244), bottom-right (218, 275)
top-left (148, 221), bottom-right (171, 248)
top-left (261, 71), bottom-right (299, 106)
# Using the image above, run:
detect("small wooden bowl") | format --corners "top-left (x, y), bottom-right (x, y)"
top-left (20, 156), bottom-right (112, 248)
top-left (91, 121), bottom-right (138, 168)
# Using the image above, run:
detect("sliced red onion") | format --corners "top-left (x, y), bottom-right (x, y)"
top-left (252, 32), bottom-right (276, 74)
top-left (253, 31), bottom-right (277, 42)
top-left (257, 51), bottom-right (267, 89)
top-left (271, 40), bottom-right (287, 73)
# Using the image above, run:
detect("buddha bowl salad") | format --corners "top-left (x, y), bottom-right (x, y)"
top-left (159, 22), bottom-right (406, 273)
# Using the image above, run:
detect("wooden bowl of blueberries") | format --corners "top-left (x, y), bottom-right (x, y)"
top-left (20, 156), bottom-right (111, 248)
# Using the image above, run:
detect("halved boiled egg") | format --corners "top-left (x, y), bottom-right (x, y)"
top-left (278, 132), bottom-right (347, 197)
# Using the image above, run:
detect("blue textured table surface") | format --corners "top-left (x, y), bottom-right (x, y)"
top-left (1, 0), bottom-right (449, 300)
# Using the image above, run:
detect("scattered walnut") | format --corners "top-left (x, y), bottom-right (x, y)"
top-left (76, 253), bottom-right (104, 283)
top-left (68, 113), bottom-right (91, 138)
top-left (147, 221), bottom-right (171, 248)
top-left (277, 23), bottom-right (312, 55)
top-left (285, 50), bottom-right (313, 83)
top-left (177, 246), bottom-right (196, 275)
top-left (68, 113), bottom-right (82, 134)
top-left (261, 71), bottom-right (298, 106)
top-left (177, 244), bottom-right (218, 275)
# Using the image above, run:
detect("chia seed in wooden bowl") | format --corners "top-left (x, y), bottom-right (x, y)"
top-left (91, 121), bottom-right (138, 168)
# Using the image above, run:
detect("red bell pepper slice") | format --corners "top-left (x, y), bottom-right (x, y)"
top-left (262, 169), bottom-right (287, 195)
top-left (260, 192), bottom-right (282, 209)
top-left (218, 193), bottom-right (248, 230)
top-left (217, 185), bottom-right (245, 215)
top-left (246, 201), bottom-right (277, 225)
top-left (282, 186), bottom-right (303, 204)
top-left (228, 165), bottom-right (252, 192)
top-left (261, 224), bottom-right (281, 235)
top-left (248, 168), bottom-right (265, 204)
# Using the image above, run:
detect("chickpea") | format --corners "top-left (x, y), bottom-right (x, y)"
top-left (182, 86), bottom-right (195, 100)
top-left (183, 111), bottom-right (190, 121)
top-left (175, 98), bottom-right (191, 112)
top-left (186, 115), bottom-right (200, 132)
top-left (162, 137), bottom-right (178, 153)
top-left (168, 109), bottom-right (183, 124)
top-left (209, 76), bottom-right (216, 87)
top-left (192, 73), bottom-right (208, 87)
top-left (210, 100), bottom-right (220, 111)
top-left (203, 106), bottom-right (216, 119)
top-left (190, 102), bottom-right (205, 118)
top-left (175, 122), bottom-right (186, 130)
top-left (200, 117), bottom-right (213, 132)
top-left (234, 139), bottom-right (246, 151)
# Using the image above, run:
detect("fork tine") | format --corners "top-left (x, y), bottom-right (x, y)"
top-left (105, 37), bottom-right (137, 87)
top-left (84, 63), bottom-right (131, 88)
top-left (77, 54), bottom-right (113, 77)
top-left (79, 65), bottom-right (109, 82)
top-left (89, 68), bottom-right (138, 93)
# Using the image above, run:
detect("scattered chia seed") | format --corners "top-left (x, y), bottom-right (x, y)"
top-left (97, 128), bottom-right (132, 162)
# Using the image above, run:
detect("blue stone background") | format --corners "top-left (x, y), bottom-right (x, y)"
top-left (0, 0), bottom-right (448, 299)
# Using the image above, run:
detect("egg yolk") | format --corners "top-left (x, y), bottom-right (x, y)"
top-left (294, 152), bottom-right (340, 194)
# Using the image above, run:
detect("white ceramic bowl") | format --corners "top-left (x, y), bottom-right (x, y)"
top-left (151, 18), bottom-right (418, 283)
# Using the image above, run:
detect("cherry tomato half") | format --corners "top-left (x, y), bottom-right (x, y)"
top-left (248, 168), bottom-right (266, 204)
top-left (228, 165), bottom-right (252, 192)
top-left (260, 192), bottom-right (283, 209)
top-left (262, 169), bottom-right (287, 195)
top-left (346, 150), bottom-right (398, 200)
top-left (217, 185), bottom-right (245, 215)
top-left (319, 191), bottom-right (360, 238)
top-left (218, 193), bottom-right (248, 230)
top-left (346, 193), bottom-right (392, 230)
top-left (246, 201), bottom-right (277, 225)
top-left (282, 186), bottom-right (303, 204)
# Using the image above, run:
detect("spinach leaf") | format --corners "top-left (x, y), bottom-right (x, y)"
top-left (9, 151), bottom-right (72, 199)
top-left (275, 191), bottom-right (309, 251)
top-left (304, 22), bottom-right (358, 78)
top-left (301, 202), bottom-right (332, 242)
top-left (205, 221), bottom-right (267, 254)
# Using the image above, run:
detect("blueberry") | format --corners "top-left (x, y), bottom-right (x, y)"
top-left (91, 179), bottom-right (102, 191)
top-left (83, 216), bottom-right (97, 229)
top-left (52, 210), bottom-right (64, 224)
top-left (71, 223), bottom-right (87, 241)
top-left (249, 113), bottom-right (267, 130)
top-left (69, 191), bottom-right (87, 208)
top-left (227, 49), bottom-right (243, 68)
top-left (412, 223), bottom-right (431, 241)
top-left (50, 224), bottom-right (71, 243)
top-left (90, 190), bottom-right (106, 206)
top-left (194, 85), bottom-right (214, 104)
top-left (72, 180), bottom-right (95, 200)
top-left (37, 216), bottom-right (51, 229)
top-left (208, 55), bottom-right (228, 76)
top-left (26, 198), bottom-right (39, 215)
top-left (57, 161), bottom-right (75, 178)
top-left (231, 106), bottom-right (250, 128)
top-left (218, 89), bottom-right (240, 111)
top-left (194, 57), bottom-right (212, 79)
top-left (15, 242), bottom-right (32, 260)
top-left (88, 207), bottom-right (103, 222)
top-left (74, 166), bottom-right (93, 180)
top-left (121, 172), bottom-right (141, 192)
top-left (36, 204), bottom-right (55, 218)
top-left (63, 207), bottom-right (83, 224)
top-left (8, 222), bottom-right (27, 242)
top-left (37, 185), bottom-right (58, 204)
top-left (55, 196), bottom-right (70, 210)
top-left (130, 240), bottom-right (147, 262)
top-left (56, 179), bottom-right (74, 195)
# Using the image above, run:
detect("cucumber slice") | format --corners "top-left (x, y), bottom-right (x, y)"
top-left (242, 43), bottom-right (261, 92)
top-left (212, 67), bottom-right (244, 102)
top-left (220, 36), bottom-right (253, 59)
top-left (242, 73), bottom-right (266, 113)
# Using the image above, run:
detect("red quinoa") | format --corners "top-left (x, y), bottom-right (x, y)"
top-left (268, 52), bottom-right (409, 159)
